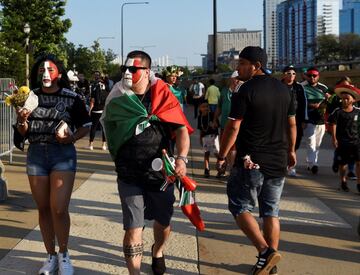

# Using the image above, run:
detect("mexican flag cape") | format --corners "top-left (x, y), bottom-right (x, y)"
top-left (303, 84), bottom-right (325, 104)
top-left (101, 75), bottom-right (193, 159)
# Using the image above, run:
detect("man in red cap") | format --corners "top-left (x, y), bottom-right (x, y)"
top-left (328, 84), bottom-right (360, 193)
top-left (302, 67), bottom-right (330, 174)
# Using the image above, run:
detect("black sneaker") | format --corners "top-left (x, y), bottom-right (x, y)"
top-left (204, 168), bottom-right (210, 178)
top-left (252, 248), bottom-right (281, 275)
top-left (151, 244), bottom-right (166, 275)
top-left (311, 165), bottom-right (318, 174)
top-left (270, 265), bottom-right (278, 275)
top-left (216, 171), bottom-right (225, 179)
top-left (340, 181), bottom-right (350, 192)
top-left (347, 171), bottom-right (357, 180)
top-left (356, 184), bottom-right (360, 194)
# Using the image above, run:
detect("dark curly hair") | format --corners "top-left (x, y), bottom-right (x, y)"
top-left (30, 53), bottom-right (70, 90)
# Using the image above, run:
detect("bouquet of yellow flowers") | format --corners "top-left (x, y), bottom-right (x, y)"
top-left (5, 86), bottom-right (38, 111)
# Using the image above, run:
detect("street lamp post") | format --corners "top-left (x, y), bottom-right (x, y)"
top-left (24, 23), bottom-right (30, 87)
top-left (121, 1), bottom-right (149, 65)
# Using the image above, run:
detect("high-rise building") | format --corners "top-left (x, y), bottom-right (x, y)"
top-left (340, 0), bottom-right (360, 34)
top-left (263, 0), bottom-right (286, 69)
top-left (207, 28), bottom-right (262, 70)
top-left (277, 0), bottom-right (340, 68)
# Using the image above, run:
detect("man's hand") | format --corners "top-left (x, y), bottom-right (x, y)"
top-left (288, 151), bottom-right (296, 169)
top-left (174, 159), bottom-right (187, 178)
top-left (332, 138), bottom-right (338, 148)
top-left (216, 159), bottom-right (226, 173)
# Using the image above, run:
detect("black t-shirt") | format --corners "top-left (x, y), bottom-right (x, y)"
top-left (229, 75), bottom-right (295, 177)
top-left (115, 90), bottom-right (180, 190)
top-left (328, 107), bottom-right (360, 145)
top-left (197, 112), bottom-right (218, 137)
top-left (28, 88), bottom-right (91, 144)
top-left (90, 80), bottom-right (109, 111)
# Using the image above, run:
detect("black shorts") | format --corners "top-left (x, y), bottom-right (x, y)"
top-left (336, 143), bottom-right (360, 165)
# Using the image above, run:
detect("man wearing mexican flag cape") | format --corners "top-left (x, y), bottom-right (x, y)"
top-left (101, 51), bottom-right (193, 275)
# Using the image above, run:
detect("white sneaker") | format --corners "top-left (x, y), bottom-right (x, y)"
top-left (102, 144), bottom-right (107, 150)
top-left (87, 145), bottom-right (93, 150)
top-left (288, 168), bottom-right (296, 177)
top-left (58, 252), bottom-right (74, 275)
top-left (38, 254), bottom-right (58, 275)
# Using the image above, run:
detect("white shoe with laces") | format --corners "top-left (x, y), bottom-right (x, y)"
top-left (58, 252), bottom-right (74, 275)
top-left (38, 254), bottom-right (58, 275)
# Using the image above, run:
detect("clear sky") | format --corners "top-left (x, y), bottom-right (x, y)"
top-left (65, 0), bottom-right (263, 66)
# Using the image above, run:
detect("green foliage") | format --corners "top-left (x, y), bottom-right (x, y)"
top-left (0, 0), bottom-right (71, 82)
top-left (216, 63), bottom-right (232, 73)
top-left (316, 33), bottom-right (360, 64)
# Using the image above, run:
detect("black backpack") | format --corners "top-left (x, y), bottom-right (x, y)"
top-left (92, 82), bottom-right (108, 110)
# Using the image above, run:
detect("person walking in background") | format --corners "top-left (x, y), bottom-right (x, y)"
top-left (88, 70), bottom-right (109, 151)
top-left (192, 79), bottom-right (205, 118)
top-left (198, 102), bottom-right (219, 178)
top-left (302, 67), bottom-right (330, 174)
top-left (205, 78), bottom-right (220, 113)
top-left (163, 65), bottom-right (187, 110)
top-left (281, 65), bottom-right (307, 177)
top-left (216, 46), bottom-right (296, 275)
top-left (328, 84), bottom-right (360, 193)
top-left (16, 54), bottom-right (91, 275)
top-left (101, 51), bottom-right (192, 275)
top-left (214, 71), bottom-right (243, 176)
top-left (327, 76), bottom-right (357, 180)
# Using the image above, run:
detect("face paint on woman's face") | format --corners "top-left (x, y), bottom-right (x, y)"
top-left (38, 61), bottom-right (59, 87)
top-left (123, 58), bottom-right (144, 88)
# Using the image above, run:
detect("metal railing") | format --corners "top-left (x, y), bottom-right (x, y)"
top-left (0, 99), bottom-right (15, 163)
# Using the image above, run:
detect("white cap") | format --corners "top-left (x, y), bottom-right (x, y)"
top-left (231, 71), bottom-right (238, 78)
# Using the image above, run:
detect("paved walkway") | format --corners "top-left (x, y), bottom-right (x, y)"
top-left (0, 105), bottom-right (359, 274)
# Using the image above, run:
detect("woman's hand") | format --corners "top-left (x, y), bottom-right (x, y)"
top-left (55, 131), bottom-right (75, 144)
top-left (16, 108), bottom-right (31, 123)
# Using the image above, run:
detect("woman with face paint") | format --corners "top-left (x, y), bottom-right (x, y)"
top-left (16, 54), bottom-right (91, 275)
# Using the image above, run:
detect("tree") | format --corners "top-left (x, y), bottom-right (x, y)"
top-left (339, 33), bottom-right (360, 61)
top-left (0, 0), bottom-right (71, 82)
top-left (315, 34), bottom-right (340, 63)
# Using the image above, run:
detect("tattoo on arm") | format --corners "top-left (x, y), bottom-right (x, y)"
top-left (123, 243), bottom-right (144, 258)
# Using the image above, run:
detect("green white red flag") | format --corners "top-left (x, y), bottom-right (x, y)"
top-left (101, 73), bottom-right (193, 159)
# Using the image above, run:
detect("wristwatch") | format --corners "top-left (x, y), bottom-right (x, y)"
top-left (217, 156), bottom-right (226, 161)
top-left (176, 155), bottom-right (188, 164)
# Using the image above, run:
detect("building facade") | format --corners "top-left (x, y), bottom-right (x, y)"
top-left (207, 28), bottom-right (262, 71)
top-left (340, 0), bottom-right (360, 34)
top-left (277, 0), bottom-right (339, 68)
top-left (264, 0), bottom-right (286, 69)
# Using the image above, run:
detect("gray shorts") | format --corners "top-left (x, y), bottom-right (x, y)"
top-left (117, 178), bottom-right (175, 230)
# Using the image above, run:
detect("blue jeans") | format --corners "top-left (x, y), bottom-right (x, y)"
top-left (227, 167), bottom-right (285, 218)
top-left (27, 143), bottom-right (77, 176)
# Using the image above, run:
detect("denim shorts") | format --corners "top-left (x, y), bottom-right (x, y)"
top-left (227, 167), bottom-right (285, 218)
top-left (117, 178), bottom-right (175, 230)
top-left (27, 143), bottom-right (77, 176)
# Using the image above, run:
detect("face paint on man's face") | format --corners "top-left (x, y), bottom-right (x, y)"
top-left (38, 61), bottom-right (59, 87)
top-left (123, 58), bottom-right (144, 88)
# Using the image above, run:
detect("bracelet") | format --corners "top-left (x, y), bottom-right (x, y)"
top-left (17, 121), bottom-right (27, 127)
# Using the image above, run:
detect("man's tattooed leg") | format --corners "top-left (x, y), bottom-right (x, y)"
top-left (123, 243), bottom-right (144, 258)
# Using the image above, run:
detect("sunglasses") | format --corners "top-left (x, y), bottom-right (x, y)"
top-left (120, 65), bottom-right (148, 74)
top-left (307, 74), bottom-right (319, 78)
top-left (285, 72), bottom-right (296, 76)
